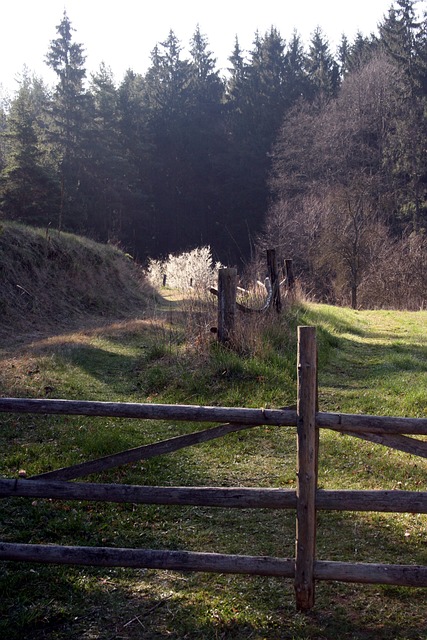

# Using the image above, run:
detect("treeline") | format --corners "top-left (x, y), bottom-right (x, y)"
top-left (0, 13), bottom-right (324, 265)
top-left (262, 0), bottom-right (427, 308)
top-left (0, 1), bottom-right (426, 303)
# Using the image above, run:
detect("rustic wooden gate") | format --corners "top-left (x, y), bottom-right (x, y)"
top-left (1, 326), bottom-right (426, 611)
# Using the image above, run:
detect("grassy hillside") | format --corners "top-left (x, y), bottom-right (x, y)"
top-left (0, 248), bottom-right (426, 639)
top-left (0, 222), bottom-right (152, 340)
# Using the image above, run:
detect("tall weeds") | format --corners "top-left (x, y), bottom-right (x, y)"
top-left (0, 222), bottom-right (152, 339)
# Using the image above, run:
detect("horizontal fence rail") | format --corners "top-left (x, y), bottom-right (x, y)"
top-left (1, 397), bottom-right (427, 435)
top-left (2, 479), bottom-right (427, 513)
top-left (0, 397), bottom-right (296, 426)
top-left (1, 543), bottom-right (426, 588)
top-left (1, 326), bottom-right (426, 612)
top-left (0, 542), bottom-right (296, 577)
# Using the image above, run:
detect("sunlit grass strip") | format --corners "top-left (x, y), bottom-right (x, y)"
top-left (30, 420), bottom-right (267, 481)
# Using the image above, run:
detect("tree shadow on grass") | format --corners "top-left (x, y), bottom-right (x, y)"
top-left (2, 558), bottom-right (427, 639)
top-left (1, 306), bottom-right (427, 637)
top-left (1, 434), bottom-right (427, 640)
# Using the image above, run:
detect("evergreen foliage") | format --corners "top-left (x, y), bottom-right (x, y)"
top-left (45, 11), bottom-right (90, 231)
top-left (264, 0), bottom-right (427, 308)
top-left (0, 75), bottom-right (58, 223)
top-left (0, 2), bottom-right (425, 291)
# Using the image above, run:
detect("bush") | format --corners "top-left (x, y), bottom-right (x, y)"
top-left (359, 232), bottom-right (427, 310)
top-left (146, 246), bottom-right (223, 292)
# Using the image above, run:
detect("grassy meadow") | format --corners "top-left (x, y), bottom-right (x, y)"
top-left (0, 227), bottom-right (426, 639)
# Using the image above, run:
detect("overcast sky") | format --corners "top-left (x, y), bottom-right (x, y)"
top-left (1, 0), bottom-right (421, 95)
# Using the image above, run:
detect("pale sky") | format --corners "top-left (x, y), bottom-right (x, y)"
top-left (0, 0), bottom-right (422, 96)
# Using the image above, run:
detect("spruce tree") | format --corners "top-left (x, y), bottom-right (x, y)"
top-left (0, 75), bottom-right (58, 225)
top-left (143, 31), bottom-right (194, 254)
top-left (0, 92), bottom-right (9, 174)
top-left (186, 26), bottom-right (227, 247)
top-left (116, 69), bottom-right (159, 258)
top-left (284, 31), bottom-right (310, 103)
top-left (46, 11), bottom-right (90, 231)
top-left (305, 27), bottom-right (340, 103)
top-left (379, 0), bottom-right (427, 230)
top-left (87, 64), bottom-right (126, 240)
top-left (225, 28), bottom-right (301, 260)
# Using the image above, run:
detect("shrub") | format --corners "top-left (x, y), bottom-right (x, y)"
top-left (146, 246), bottom-right (223, 292)
top-left (359, 232), bottom-right (427, 310)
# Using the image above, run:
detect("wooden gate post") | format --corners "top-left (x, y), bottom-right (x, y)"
top-left (295, 326), bottom-right (318, 611)
top-left (285, 259), bottom-right (295, 292)
top-left (266, 249), bottom-right (282, 312)
top-left (217, 268), bottom-right (237, 345)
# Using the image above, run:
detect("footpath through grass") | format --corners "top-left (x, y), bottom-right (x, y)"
top-left (0, 299), bottom-right (426, 639)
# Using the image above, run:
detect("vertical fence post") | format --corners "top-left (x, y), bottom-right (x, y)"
top-left (295, 326), bottom-right (318, 611)
top-left (285, 259), bottom-right (295, 292)
top-left (217, 268), bottom-right (237, 345)
top-left (266, 249), bottom-right (282, 312)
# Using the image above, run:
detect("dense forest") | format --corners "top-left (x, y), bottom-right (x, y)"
top-left (0, 0), bottom-right (426, 306)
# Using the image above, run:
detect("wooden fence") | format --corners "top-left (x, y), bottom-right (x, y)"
top-left (212, 257), bottom-right (292, 344)
top-left (0, 326), bottom-right (427, 611)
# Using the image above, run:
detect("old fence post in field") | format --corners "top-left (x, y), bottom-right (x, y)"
top-left (266, 249), bottom-right (282, 312)
top-left (295, 326), bottom-right (318, 611)
top-left (284, 259), bottom-right (295, 292)
top-left (217, 268), bottom-right (237, 345)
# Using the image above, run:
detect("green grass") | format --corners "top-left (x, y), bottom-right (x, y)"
top-left (0, 300), bottom-right (426, 639)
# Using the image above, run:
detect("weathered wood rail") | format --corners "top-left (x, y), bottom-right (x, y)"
top-left (2, 479), bottom-right (426, 512)
top-left (211, 251), bottom-right (287, 341)
top-left (1, 326), bottom-right (426, 611)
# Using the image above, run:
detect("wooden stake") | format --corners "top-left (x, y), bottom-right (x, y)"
top-left (285, 259), bottom-right (295, 291)
top-left (295, 326), bottom-right (318, 611)
top-left (217, 268), bottom-right (237, 345)
top-left (266, 249), bottom-right (282, 312)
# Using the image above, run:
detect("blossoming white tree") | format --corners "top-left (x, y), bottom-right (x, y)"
top-left (146, 246), bottom-right (223, 292)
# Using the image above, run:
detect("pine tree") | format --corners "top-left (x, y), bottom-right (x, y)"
top-left (0, 74), bottom-right (58, 224)
top-left (45, 11), bottom-right (90, 231)
top-left (186, 26), bottom-right (227, 246)
top-left (116, 69), bottom-right (154, 258)
top-left (228, 36), bottom-right (247, 94)
top-left (225, 28), bottom-right (311, 261)
top-left (87, 64), bottom-right (131, 241)
top-left (251, 27), bottom-right (288, 128)
top-left (188, 25), bottom-right (225, 128)
top-left (305, 27), bottom-right (340, 102)
top-left (380, 0), bottom-right (426, 96)
top-left (226, 37), bottom-right (251, 143)
top-left (337, 34), bottom-right (351, 76)
top-left (284, 31), bottom-right (310, 103)
top-left (379, 0), bottom-right (427, 230)
top-left (142, 31), bottom-right (196, 254)
top-left (344, 32), bottom-right (379, 73)
top-left (225, 28), bottom-right (301, 260)
top-left (144, 31), bottom-right (191, 120)
top-left (0, 92), bottom-right (9, 175)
